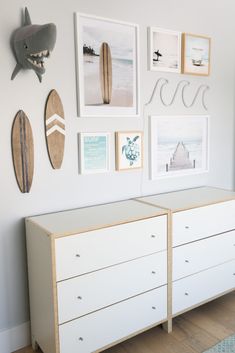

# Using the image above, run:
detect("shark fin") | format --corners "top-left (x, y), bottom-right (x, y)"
top-left (11, 63), bottom-right (22, 80)
top-left (24, 7), bottom-right (32, 26)
top-left (36, 72), bottom-right (42, 83)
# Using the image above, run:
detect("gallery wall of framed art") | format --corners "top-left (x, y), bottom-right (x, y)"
top-left (75, 14), bottom-right (211, 180)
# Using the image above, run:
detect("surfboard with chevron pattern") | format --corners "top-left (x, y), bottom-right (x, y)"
top-left (12, 110), bottom-right (34, 193)
top-left (45, 89), bottom-right (65, 169)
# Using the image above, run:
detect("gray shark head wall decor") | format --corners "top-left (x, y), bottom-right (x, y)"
top-left (11, 7), bottom-right (57, 82)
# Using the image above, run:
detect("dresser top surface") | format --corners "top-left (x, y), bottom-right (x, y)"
top-left (27, 199), bottom-right (167, 237)
top-left (136, 186), bottom-right (235, 212)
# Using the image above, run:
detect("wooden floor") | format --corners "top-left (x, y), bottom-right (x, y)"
top-left (15, 291), bottom-right (235, 353)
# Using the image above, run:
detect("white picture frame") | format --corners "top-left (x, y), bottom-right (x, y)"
top-left (75, 13), bottom-right (140, 117)
top-left (150, 115), bottom-right (209, 179)
top-left (116, 131), bottom-right (143, 171)
top-left (149, 27), bottom-right (181, 73)
top-left (79, 132), bottom-right (110, 174)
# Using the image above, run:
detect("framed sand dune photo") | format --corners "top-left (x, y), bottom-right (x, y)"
top-left (150, 115), bottom-right (209, 179)
top-left (182, 33), bottom-right (211, 75)
top-left (75, 13), bottom-right (139, 117)
top-left (149, 27), bottom-right (181, 73)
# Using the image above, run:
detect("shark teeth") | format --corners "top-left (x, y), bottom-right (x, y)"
top-left (27, 50), bottom-right (50, 69)
top-left (30, 50), bottom-right (49, 58)
top-left (27, 58), bottom-right (44, 68)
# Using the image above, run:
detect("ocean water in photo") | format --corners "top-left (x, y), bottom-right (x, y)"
top-left (153, 54), bottom-right (178, 69)
top-left (83, 55), bottom-right (134, 106)
top-left (157, 141), bottom-right (203, 173)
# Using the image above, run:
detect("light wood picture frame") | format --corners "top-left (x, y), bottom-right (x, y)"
top-left (75, 13), bottom-right (140, 117)
top-left (150, 115), bottom-right (209, 179)
top-left (149, 27), bottom-right (181, 73)
top-left (182, 33), bottom-right (211, 76)
top-left (116, 131), bottom-right (143, 171)
top-left (79, 132), bottom-right (110, 174)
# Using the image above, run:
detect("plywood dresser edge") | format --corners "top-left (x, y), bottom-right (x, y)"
top-left (50, 213), bottom-right (169, 239)
top-left (25, 218), bottom-right (53, 237)
top-left (135, 196), bottom-right (235, 213)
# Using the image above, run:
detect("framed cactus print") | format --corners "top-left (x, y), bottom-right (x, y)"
top-left (116, 131), bottom-right (143, 171)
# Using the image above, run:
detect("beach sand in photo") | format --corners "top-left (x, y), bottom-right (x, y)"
top-left (185, 58), bottom-right (209, 74)
top-left (83, 55), bottom-right (134, 107)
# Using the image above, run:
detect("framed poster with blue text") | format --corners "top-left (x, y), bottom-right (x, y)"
top-left (79, 132), bottom-right (110, 174)
top-left (75, 13), bottom-right (139, 117)
top-left (150, 115), bottom-right (209, 179)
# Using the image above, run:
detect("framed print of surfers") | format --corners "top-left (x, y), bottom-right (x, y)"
top-left (149, 27), bottom-right (181, 73)
top-left (75, 13), bottom-right (139, 117)
top-left (182, 33), bottom-right (211, 75)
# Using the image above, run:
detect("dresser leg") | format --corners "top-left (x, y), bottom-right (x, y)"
top-left (162, 320), bottom-right (172, 333)
top-left (32, 336), bottom-right (39, 351)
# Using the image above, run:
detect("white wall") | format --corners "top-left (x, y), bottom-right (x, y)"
top-left (0, 0), bottom-right (235, 351)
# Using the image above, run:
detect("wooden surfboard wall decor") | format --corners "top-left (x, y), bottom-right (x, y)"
top-left (100, 42), bottom-right (112, 104)
top-left (45, 89), bottom-right (65, 169)
top-left (11, 110), bottom-right (34, 193)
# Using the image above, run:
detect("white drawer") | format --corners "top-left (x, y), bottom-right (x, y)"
top-left (173, 260), bottom-right (235, 315)
top-left (57, 251), bottom-right (167, 324)
top-left (173, 200), bottom-right (235, 246)
top-left (55, 216), bottom-right (167, 281)
top-left (173, 230), bottom-right (235, 280)
top-left (59, 286), bottom-right (167, 353)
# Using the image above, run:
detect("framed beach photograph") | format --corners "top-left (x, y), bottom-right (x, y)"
top-left (116, 131), bottom-right (143, 171)
top-left (79, 132), bottom-right (110, 174)
top-left (75, 13), bottom-right (139, 117)
top-left (150, 115), bottom-right (209, 179)
top-left (182, 33), bottom-right (211, 75)
top-left (149, 27), bottom-right (181, 73)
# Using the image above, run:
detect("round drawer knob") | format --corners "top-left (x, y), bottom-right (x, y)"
top-left (75, 254), bottom-right (80, 258)
top-left (79, 337), bottom-right (84, 341)
top-left (185, 292), bottom-right (189, 296)
top-left (152, 271), bottom-right (156, 274)
top-left (151, 234), bottom-right (157, 238)
top-left (77, 296), bottom-right (82, 300)
top-left (185, 226), bottom-right (189, 229)
top-left (152, 306), bottom-right (156, 310)
top-left (185, 260), bottom-right (189, 263)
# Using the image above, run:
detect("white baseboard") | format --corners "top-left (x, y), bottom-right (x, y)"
top-left (0, 321), bottom-right (30, 353)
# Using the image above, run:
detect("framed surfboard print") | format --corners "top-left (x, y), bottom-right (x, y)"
top-left (75, 13), bottom-right (140, 117)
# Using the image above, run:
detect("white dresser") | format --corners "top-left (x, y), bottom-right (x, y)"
top-left (26, 200), bottom-right (169, 353)
top-left (137, 186), bottom-right (235, 318)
